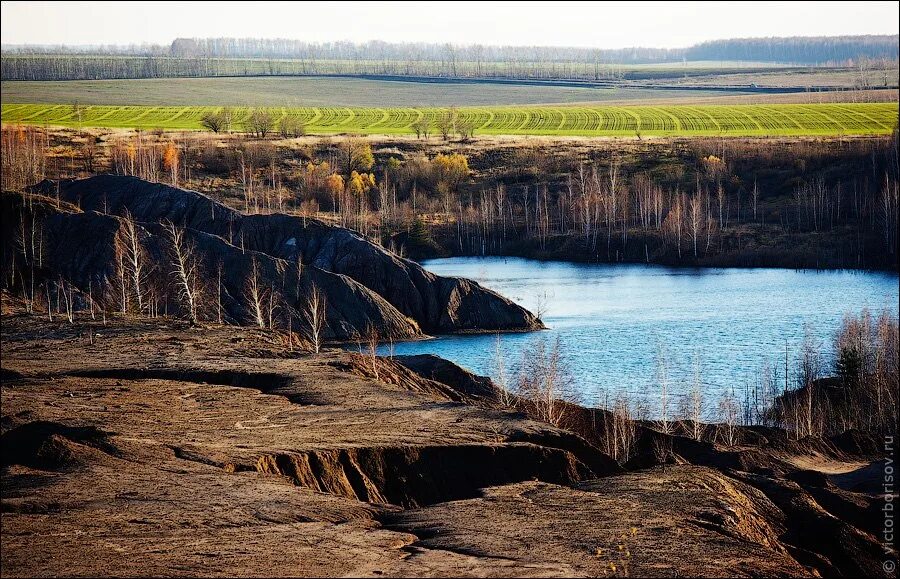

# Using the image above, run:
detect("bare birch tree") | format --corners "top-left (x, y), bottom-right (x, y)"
top-left (515, 337), bottom-right (579, 428)
top-left (602, 392), bottom-right (637, 464)
top-left (163, 219), bottom-right (201, 323)
top-left (655, 341), bottom-right (673, 434)
top-left (688, 192), bottom-right (704, 258)
top-left (492, 334), bottom-right (516, 408)
top-left (245, 257), bottom-right (267, 328)
top-left (717, 388), bottom-right (739, 447)
top-left (303, 283), bottom-right (327, 353)
top-left (363, 323), bottom-right (380, 379)
top-left (216, 260), bottom-right (224, 324)
top-left (684, 351), bottom-right (705, 441)
top-left (119, 209), bottom-right (147, 314)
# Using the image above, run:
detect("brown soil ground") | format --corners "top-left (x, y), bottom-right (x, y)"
top-left (0, 305), bottom-right (890, 577)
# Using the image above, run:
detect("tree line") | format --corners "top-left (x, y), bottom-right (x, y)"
top-left (685, 35), bottom-right (900, 65)
top-left (7, 35), bottom-right (897, 64)
top-left (3, 35), bottom-right (897, 80)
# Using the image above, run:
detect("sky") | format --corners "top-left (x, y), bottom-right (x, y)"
top-left (1, 1), bottom-right (898, 49)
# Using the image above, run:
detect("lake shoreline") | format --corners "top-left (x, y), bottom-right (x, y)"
top-left (416, 249), bottom-right (900, 273)
top-left (410, 227), bottom-right (900, 273)
top-left (388, 256), bottom-right (899, 414)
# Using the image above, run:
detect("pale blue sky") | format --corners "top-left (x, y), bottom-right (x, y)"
top-left (2, 1), bottom-right (898, 48)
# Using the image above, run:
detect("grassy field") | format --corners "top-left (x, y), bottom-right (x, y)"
top-left (2, 102), bottom-right (896, 136)
top-left (1, 77), bottom-right (756, 108)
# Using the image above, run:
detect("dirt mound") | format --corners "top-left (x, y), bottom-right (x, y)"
top-left (330, 351), bottom-right (511, 405)
top-left (4, 191), bottom-right (418, 341)
top-left (735, 470), bottom-right (887, 576)
top-left (382, 466), bottom-right (814, 577)
top-left (1, 420), bottom-right (117, 471)
top-left (394, 354), bottom-right (499, 402)
top-left (26, 175), bottom-right (542, 335)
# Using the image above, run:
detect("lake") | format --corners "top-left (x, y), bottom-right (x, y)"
top-left (376, 258), bottom-right (899, 417)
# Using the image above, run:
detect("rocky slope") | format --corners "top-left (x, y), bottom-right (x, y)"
top-left (3, 192), bottom-right (417, 341)
top-left (23, 175), bottom-right (542, 337)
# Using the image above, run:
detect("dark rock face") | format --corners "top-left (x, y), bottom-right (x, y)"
top-left (18, 175), bottom-right (541, 338)
top-left (2, 193), bottom-right (418, 341)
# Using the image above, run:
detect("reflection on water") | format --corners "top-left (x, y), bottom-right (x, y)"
top-left (378, 257), bottom-right (899, 415)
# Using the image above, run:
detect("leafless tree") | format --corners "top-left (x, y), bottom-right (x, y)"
top-left (716, 183), bottom-right (726, 231)
top-left (245, 108), bottom-right (275, 138)
top-left (681, 351), bottom-right (705, 441)
top-left (456, 118), bottom-right (476, 140)
top-left (515, 336), bottom-right (579, 428)
top-left (163, 219), bottom-right (202, 323)
top-left (6, 37), bottom-right (894, 82)
top-left (364, 323), bottom-right (379, 379)
top-left (688, 192), bottom-right (704, 258)
top-left (880, 175), bottom-right (898, 255)
top-left (782, 329), bottom-right (824, 439)
top-left (71, 101), bottom-right (83, 127)
top-left (216, 260), bottom-right (224, 324)
top-left (602, 391), bottom-right (637, 464)
top-left (751, 180), bottom-right (760, 222)
top-left (119, 209), bottom-right (147, 314)
top-left (717, 388), bottom-right (739, 447)
top-left (200, 111), bottom-right (227, 133)
top-left (665, 190), bottom-right (684, 259)
top-left (245, 257), bottom-right (267, 328)
top-left (13, 207), bottom-right (42, 314)
top-left (303, 283), bottom-right (327, 354)
top-left (278, 115), bottom-right (306, 138)
top-left (655, 341), bottom-right (673, 434)
top-left (437, 108), bottom-right (456, 141)
top-left (58, 276), bottom-right (75, 323)
top-left (652, 433), bottom-right (674, 465)
top-left (411, 117), bottom-right (431, 139)
top-left (605, 161), bottom-right (621, 259)
top-left (533, 289), bottom-right (553, 321)
top-left (492, 334), bottom-right (516, 408)
top-left (44, 282), bottom-right (53, 321)
top-left (87, 278), bottom-right (95, 320)
top-left (266, 286), bottom-right (278, 330)
top-left (221, 107), bottom-right (234, 132)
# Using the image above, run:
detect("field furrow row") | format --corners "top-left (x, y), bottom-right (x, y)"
top-left (1, 103), bottom-right (896, 136)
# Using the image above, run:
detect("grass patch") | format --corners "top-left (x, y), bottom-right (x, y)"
top-left (2, 102), bottom-right (896, 137)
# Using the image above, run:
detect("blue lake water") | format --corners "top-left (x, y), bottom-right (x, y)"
top-left (377, 257), bottom-right (899, 415)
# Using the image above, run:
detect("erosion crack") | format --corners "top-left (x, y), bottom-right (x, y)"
top-left (255, 443), bottom-right (599, 508)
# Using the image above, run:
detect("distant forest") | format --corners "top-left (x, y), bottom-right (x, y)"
top-left (2, 35), bottom-right (897, 81)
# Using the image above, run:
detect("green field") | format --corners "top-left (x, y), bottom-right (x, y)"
top-left (2, 102), bottom-right (897, 136)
